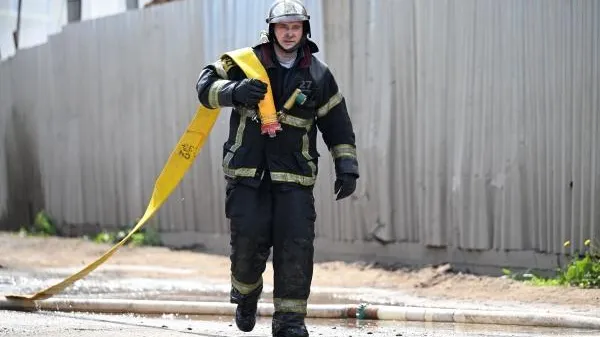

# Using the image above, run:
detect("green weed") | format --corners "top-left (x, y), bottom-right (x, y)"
top-left (19, 210), bottom-right (57, 237)
top-left (503, 239), bottom-right (600, 289)
top-left (18, 210), bottom-right (161, 247)
top-left (93, 220), bottom-right (162, 247)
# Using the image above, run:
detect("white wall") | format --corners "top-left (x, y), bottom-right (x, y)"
top-left (0, 0), bottom-right (66, 60)
top-left (0, 0), bottom-right (155, 60)
top-left (81, 0), bottom-right (126, 21)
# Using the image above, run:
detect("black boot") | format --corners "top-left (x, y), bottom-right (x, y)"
top-left (231, 285), bottom-right (262, 332)
top-left (272, 312), bottom-right (309, 337)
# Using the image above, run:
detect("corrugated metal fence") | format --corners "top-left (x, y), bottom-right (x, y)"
top-left (319, 0), bottom-right (599, 267)
top-left (0, 0), bottom-right (598, 271)
top-left (0, 61), bottom-right (9, 218)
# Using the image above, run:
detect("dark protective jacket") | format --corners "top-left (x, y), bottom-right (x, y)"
top-left (195, 39), bottom-right (359, 187)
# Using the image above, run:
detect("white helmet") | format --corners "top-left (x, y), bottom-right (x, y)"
top-left (265, 0), bottom-right (311, 38)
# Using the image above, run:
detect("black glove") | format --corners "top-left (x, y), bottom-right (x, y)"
top-left (232, 79), bottom-right (268, 106)
top-left (334, 173), bottom-right (357, 200)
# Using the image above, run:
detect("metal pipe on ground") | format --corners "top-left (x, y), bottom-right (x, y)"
top-left (1, 297), bottom-right (600, 330)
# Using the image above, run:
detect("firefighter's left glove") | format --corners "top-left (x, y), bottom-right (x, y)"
top-left (334, 173), bottom-right (357, 200)
top-left (232, 79), bottom-right (268, 106)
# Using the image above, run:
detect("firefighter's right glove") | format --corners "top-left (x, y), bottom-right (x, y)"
top-left (334, 173), bottom-right (357, 200)
top-left (232, 79), bottom-right (268, 106)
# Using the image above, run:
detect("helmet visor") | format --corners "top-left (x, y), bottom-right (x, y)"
top-left (269, 14), bottom-right (309, 23)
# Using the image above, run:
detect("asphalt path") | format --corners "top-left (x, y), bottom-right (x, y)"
top-left (2, 268), bottom-right (600, 336)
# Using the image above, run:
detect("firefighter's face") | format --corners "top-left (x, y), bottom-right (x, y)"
top-left (274, 21), bottom-right (303, 51)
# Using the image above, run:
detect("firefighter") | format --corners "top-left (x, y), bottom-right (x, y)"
top-left (195, 0), bottom-right (359, 335)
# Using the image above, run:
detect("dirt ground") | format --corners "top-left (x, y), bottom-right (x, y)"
top-left (1, 232), bottom-right (599, 310)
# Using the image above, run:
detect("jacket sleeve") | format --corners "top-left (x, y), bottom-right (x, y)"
top-left (315, 70), bottom-right (360, 178)
top-left (195, 55), bottom-right (243, 109)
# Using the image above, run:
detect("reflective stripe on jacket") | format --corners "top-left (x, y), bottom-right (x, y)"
top-left (196, 41), bottom-right (359, 186)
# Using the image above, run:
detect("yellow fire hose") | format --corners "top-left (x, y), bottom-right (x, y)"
top-left (4, 47), bottom-right (277, 301)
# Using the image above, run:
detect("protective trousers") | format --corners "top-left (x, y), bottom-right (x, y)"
top-left (225, 174), bottom-right (316, 335)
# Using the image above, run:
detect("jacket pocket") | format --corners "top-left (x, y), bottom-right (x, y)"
top-left (222, 143), bottom-right (248, 170)
top-left (289, 105), bottom-right (317, 121)
top-left (294, 152), bottom-right (316, 176)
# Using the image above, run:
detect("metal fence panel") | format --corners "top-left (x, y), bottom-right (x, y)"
top-left (321, 0), bottom-right (600, 255)
top-left (0, 60), bottom-right (11, 221)
top-left (0, 0), bottom-right (598, 268)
